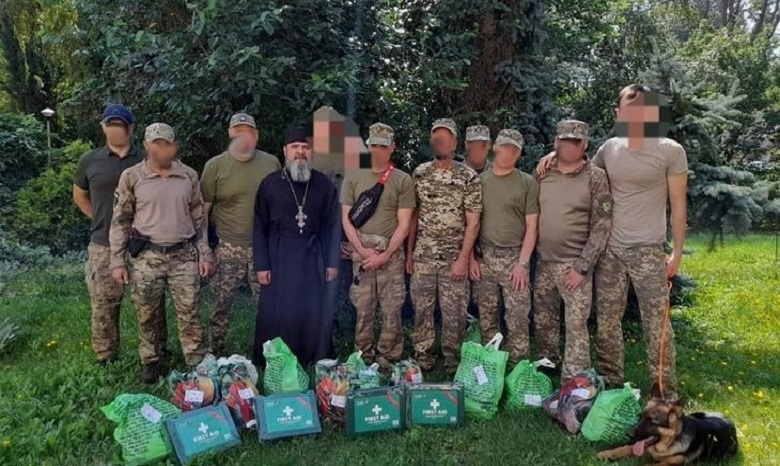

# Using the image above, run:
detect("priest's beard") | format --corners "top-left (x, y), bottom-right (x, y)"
top-left (286, 158), bottom-right (311, 182)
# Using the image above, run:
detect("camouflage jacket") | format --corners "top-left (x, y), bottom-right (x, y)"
top-left (412, 161), bottom-right (482, 262)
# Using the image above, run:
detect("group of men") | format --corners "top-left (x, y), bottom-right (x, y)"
top-left (74, 83), bottom-right (687, 396)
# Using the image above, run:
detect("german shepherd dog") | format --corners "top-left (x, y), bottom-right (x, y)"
top-left (598, 383), bottom-right (738, 465)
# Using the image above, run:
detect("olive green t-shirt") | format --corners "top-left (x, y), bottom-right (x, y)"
top-left (593, 137), bottom-right (688, 247)
top-left (201, 150), bottom-right (281, 246)
top-left (478, 169), bottom-right (540, 247)
top-left (340, 168), bottom-right (416, 238)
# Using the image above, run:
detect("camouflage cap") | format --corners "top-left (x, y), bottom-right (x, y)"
top-left (465, 125), bottom-right (491, 142)
top-left (494, 129), bottom-right (524, 150)
top-left (367, 122), bottom-right (394, 146)
top-left (229, 112), bottom-right (256, 129)
top-left (556, 119), bottom-right (589, 140)
top-left (144, 123), bottom-right (175, 143)
top-left (431, 118), bottom-right (458, 136)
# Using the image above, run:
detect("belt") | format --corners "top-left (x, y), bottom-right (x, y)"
top-left (146, 238), bottom-right (193, 254)
top-left (481, 244), bottom-right (520, 256)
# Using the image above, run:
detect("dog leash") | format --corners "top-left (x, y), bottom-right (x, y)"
top-left (657, 280), bottom-right (673, 398)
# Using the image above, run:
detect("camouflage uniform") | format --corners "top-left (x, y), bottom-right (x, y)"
top-left (411, 118), bottom-right (483, 372)
top-left (596, 246), bottom-right (676, 389)
top-left (204, 112), bottom-right (278, 354)
top-left (110, 123), bottom-right (213, 367)
top-left (86, 244), bottom-right (128, 359)
top-left (464, 125), bottom-right (492, 175)
top-left (534, 120), bottom-right (612, 382)
top-left (347, 123), bottom-right (411, 366)
top-left (474, 129), bottom-right (534, 366)
top-left (209, 241), bottom-right (260, 352)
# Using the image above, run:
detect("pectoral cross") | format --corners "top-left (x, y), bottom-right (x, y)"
top-left (295, 206), bottom-right (307, 234)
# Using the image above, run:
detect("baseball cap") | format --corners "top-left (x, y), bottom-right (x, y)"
top-left (229, 112), bottom-right (256, 129)
top-left (144, 123), bottom-right (175, 143)
top-left (101, 104), bottom-right (133, 125)
top-left (431, 118), bottom-right (458, 136)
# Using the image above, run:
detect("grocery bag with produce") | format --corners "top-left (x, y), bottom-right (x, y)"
top-left (453, 333), bottom-right (509, 420)
top-left (543, 369), bottom-right (604, 434)
top-left (504, 359), bottom-right (555, 410)
top-left (581, 383), bottom-right (642, 444)
top-left (262, 337), bottom-right (310, 394)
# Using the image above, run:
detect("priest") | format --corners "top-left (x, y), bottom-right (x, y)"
top-left (252, 126), bottom-right (341, 367)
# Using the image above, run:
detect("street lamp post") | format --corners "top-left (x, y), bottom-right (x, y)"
top-left (41, 107), bottom-right (55, 166)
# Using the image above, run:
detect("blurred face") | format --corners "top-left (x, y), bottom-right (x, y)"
top-left (228, 125), bottom-right (258, 152)
top-left (492, 144), bottom-right (520, 170)
top-left (616, 93), bottom-right (660, 124)
top-left (430, 128), bottom-right (456, 159)
top-left (369, 142), bottom-right (394, 167)
top-left (144, 140), bottom-right (178, 166)
top-left (101, 119), bottom-right (133, 146)
top-left (284, 142), bottom-right (313, 182)
top-left (555, 138), bottom-right (587, 164)
top-left (465, 141), bottom-right (490, 165)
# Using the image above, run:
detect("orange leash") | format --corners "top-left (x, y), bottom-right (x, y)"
top-left (658, 280), bottom-right (673, 398)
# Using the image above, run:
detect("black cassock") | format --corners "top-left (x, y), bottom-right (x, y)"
top-left (252, 169), bottom-right (340, 367)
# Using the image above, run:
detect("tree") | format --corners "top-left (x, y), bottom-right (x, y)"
top-left (0, 113), bottom-right (47, 225)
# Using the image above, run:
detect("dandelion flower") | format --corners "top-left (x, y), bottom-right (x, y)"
top-left (750, 360), bottom-right (757, 365)
top-left (754, 390), bottom-right (765, 400)
top-left (697, 392), bottom-right (704, 398)
top-left (727, 386), bottom-right (734, 392)
top-left (2, 439), bottom-right (10, 448)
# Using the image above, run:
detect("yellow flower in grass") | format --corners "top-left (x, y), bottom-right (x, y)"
top-left (727, 386), bottom-right (734, 392)
top-left (754, 390), bottom-right (765, 400)
top-left (2, 439), bottom-right (10, 448)
top-left (697, 392), bottom-right (704, 399)
top-left (750, 360), bottom-right (757, 366)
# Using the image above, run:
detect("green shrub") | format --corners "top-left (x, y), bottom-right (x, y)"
top-left (12, 157), bottom-right (89, 255)
top-left (0, 318), bottom-right (20, 355)
top-left (0, 113), bottom-right (48, 223)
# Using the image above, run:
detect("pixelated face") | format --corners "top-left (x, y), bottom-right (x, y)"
top-left (369, 142), bottom-right (394, 166)
top-left (615, 90), bottom-right (671, 138)
top-left (101, 119), bottom-right (133, 146)
top-left (144, 139), bottom-right (178, 165)
top-left (555, 138), bottom-right (587, 163)
top-left (492, 144), bottom-right (520, 169)
top-left (228, 125), bottom-right (258, 148)
top-left (430, 128), bottom-right (457, 159)
top-left (618, 93), bottom-right (660, 123)
top-left (465, 140), bottom-right (490, 162)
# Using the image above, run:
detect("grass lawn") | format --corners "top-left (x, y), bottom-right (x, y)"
top-left (0, 234), bottom-right (778, 465)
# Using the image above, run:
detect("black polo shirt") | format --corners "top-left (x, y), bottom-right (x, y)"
top-left (74, 146), bottom-right (145, 246)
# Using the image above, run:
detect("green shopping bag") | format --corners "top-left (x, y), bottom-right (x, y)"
top-left (453, 333), bottom-right (509, 420)
top-left (465, 314), bottom-right (481, 344)
top-left (101, 393), bottom-right (180, 466)
top-left (262, 337), bottom-right (310, 394)
top-left (504, 359), bottom-right (555, 410)
top-left (581, 383), bottom-right (642, 444)
top-left (344, 350), bottom-right (385, 388)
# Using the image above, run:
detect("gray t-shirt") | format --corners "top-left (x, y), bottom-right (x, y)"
top-left (593, 137), bottom-right (688, 247)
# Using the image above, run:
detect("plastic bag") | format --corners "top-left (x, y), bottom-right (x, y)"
top-left (465, 314), bottom-right (481, 344)
top-left (390, 359), bottom-right (423, 386)
top-left (169, 370), bottom-right (219, 412)
top-left (453, 333), bottom-right (509, 420)
top-left (315, 359), bottom-right (350, 425)
top-left (262, 337), bottom-right (309, 394)
top-left (504, 359), bottom-right (554, 410)
top-left (217, 354), bottom-right (259, 385)
top-left (218, 362), bottom-right (260, 429)
top-left (344, 351), bottom-right (386, 389)
top-left (582, 383), bottom-right (642, 444)
top-left (101, 394), bottom-right (180, 466)
top-left (543, 369), bottom-right (604, 434)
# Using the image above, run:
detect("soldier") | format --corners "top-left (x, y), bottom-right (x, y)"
top-left (72, 104), bottom-right (166, 365)
top-left (469, 129), bottom-right (538, 366)
top-left (201, 112), bottom-right (281, 355)
top-left (534, 120), bottom-right (612, 383)
top-left (109, 123), bottom-right (214, 383)
top-left (464, 125), bottom-right (492, 174)
top-left (341, 123), bottom-right (415, 368)
top-left (407, 118), bottom-right (482, 374)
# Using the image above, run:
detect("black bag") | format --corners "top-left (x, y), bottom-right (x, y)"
top-left (128, 228), bottom-right (150, 258)
top-left (348, 165), bottom-right (394, 228)
top-left (208, 219), bottom-right (219, 250)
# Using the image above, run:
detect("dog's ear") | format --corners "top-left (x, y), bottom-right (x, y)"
top-left (671, 396), bottom-right (686, 412)
top-left (650, 382), bottom-right (663, 399)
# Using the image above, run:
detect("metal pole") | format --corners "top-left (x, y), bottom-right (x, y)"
top-left (46, 119), bottom-right (51, 166)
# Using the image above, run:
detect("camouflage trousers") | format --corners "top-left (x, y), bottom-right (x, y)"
top-left (208, 241), bottom-right (260, 353)
top-left (596, 245), bottom-right (677, 392)
top-left (534, 261), bottom-right (592, 382)
top-left (473, 247), bottom-right (531, 366)
top-left (410, 260), bottom-right (469, 371)
top-left (86, 243), bottom-right (130, 360)
top-left (350, 248), bottom-right (405, 367)
top-left (130, 244), bottom-right (205, 366)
